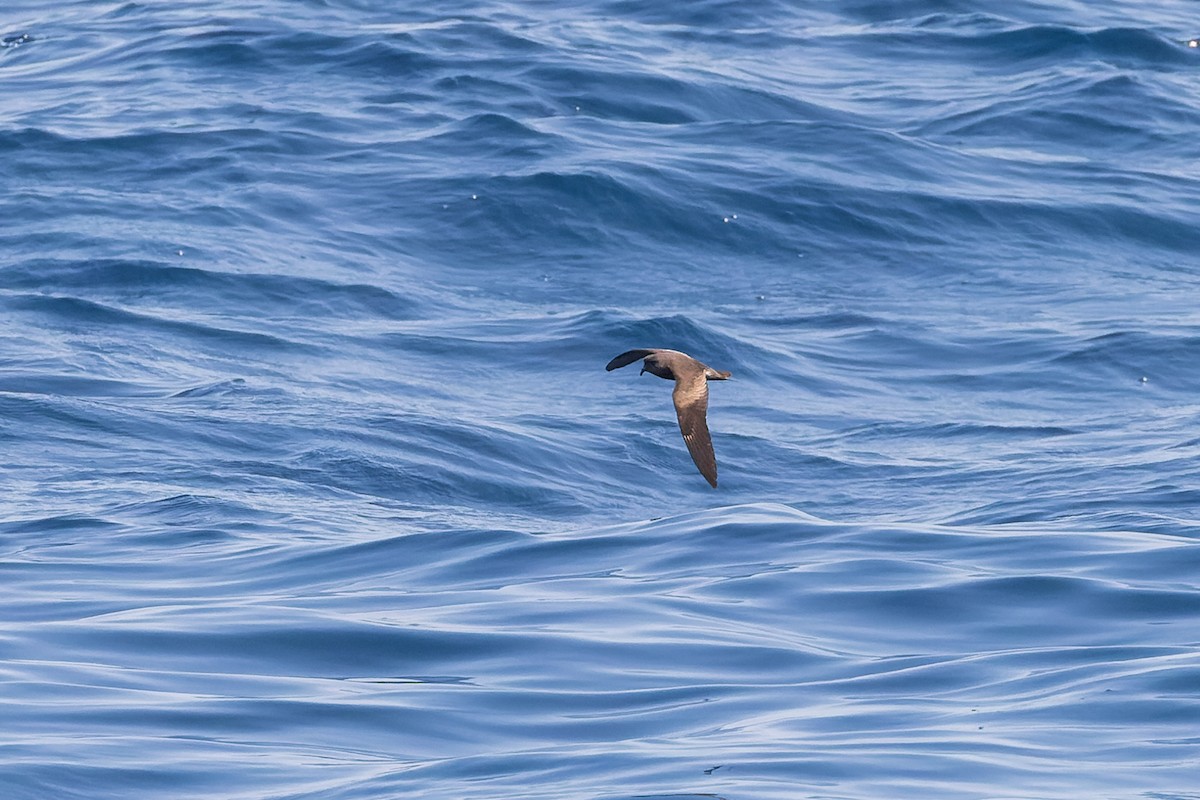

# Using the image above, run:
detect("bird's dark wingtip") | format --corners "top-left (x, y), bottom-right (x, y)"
top-left (606, 349), bottom-right (655, 372)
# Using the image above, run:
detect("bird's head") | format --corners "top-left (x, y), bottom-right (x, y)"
top-left (639, 357), bottom-right (675, 381)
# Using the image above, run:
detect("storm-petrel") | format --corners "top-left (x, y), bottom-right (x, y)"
top-left (606, 348), bottom-right (731, 488)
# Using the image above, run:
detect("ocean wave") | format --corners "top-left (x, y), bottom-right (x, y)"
top-left (4, 1), bottom-right (1200, 798)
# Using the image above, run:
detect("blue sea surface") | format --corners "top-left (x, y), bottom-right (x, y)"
top-left (3, 1), bottom-right (1200, 798)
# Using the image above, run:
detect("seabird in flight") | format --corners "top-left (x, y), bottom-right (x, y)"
top-left (606, 348), bottom-right (731, 488)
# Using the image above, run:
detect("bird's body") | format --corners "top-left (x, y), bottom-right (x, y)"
top-left (605, 348), bottom-right (731, 488)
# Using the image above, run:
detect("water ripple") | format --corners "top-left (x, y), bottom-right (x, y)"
top-left (3, 1), bottom-right (1200, 799)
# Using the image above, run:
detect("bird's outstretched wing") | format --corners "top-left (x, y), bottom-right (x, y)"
top-left (605, 349), bottom-right (659, 371)
top-left (672, 373), bottom-right (717, 488)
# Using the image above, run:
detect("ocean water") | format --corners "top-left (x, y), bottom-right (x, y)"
top-left (2, 1), bottom-right (1199, 798)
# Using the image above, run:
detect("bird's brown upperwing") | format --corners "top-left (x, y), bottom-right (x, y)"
top-left (672, 373), bottom-right (718, 488)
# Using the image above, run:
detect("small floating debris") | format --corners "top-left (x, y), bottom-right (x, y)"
top-left (2, 33), bottom-right (32, 48)
top-left (471, 194), bottom-right (478, 200)
top-left (722, 213), bottom-right (738, 223)
top-left (1189, 38), bottom-right (1199, 48)
top-left (1140, 376), bottom-right (1149, 383)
